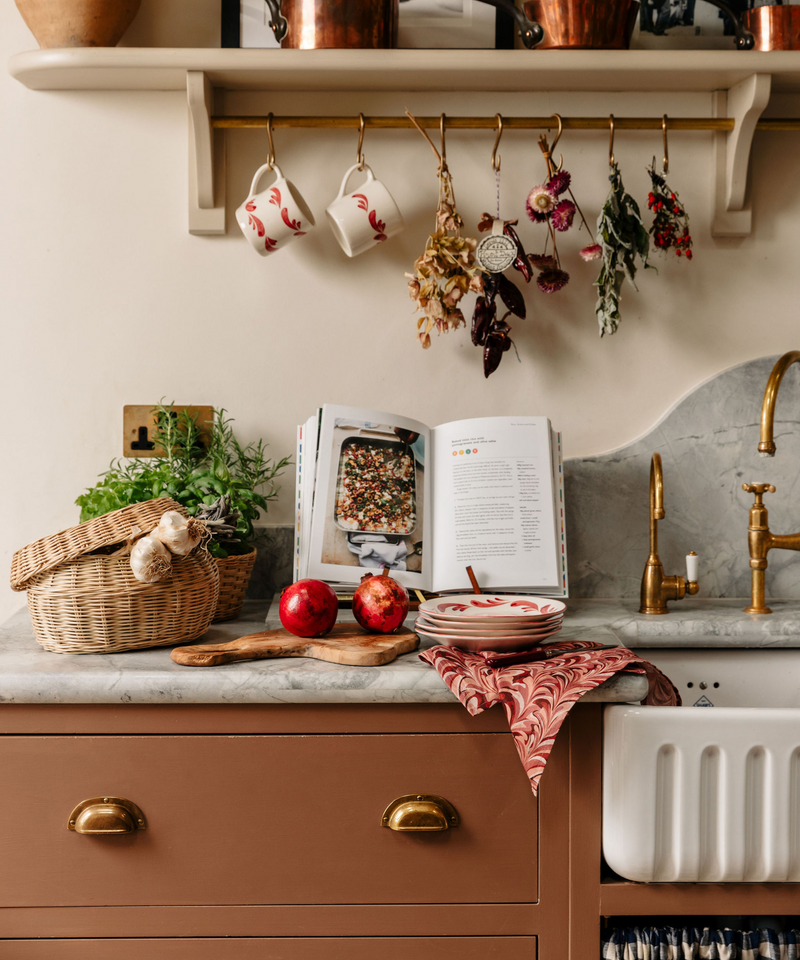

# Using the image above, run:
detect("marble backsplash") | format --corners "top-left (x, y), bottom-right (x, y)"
top-left (248, 356), bottom-right (800, 602)
top-left (565, 355), bottom-right (800, 600)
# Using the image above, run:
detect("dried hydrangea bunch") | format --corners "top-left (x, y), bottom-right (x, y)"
top-left (594, 162), bottom-right (654, 337)
top-left (406, 169), bottom-right (484, 349)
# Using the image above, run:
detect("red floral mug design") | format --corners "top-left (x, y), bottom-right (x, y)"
top-left (236, 163), bottom-right (316, 257)
top-left (326, 163), bottom-right (404, 258)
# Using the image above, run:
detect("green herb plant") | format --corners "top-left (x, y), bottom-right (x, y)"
top-left (76, 402), bottom-right (291, 558)
top-left (594, 162), bottom-right (654, 337)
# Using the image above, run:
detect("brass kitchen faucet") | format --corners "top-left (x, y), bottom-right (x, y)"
top-left (742, 350), bottom-right (800, 614)
top-left (639, 452), bottom-right (699, 615)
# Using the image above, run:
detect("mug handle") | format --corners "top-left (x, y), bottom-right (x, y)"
top-left (247, 163), bottom-right (283, 199)
top-left (334, 163), bottom-right (375, 202)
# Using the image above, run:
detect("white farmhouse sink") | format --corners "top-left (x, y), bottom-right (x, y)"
top-left (603, 649), bottom-right (800, 883)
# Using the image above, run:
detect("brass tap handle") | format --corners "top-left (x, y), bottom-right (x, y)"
top-left (381, 795), bottom-right (459, 832)
top-left (743, 483), bottom-right (776, 502)
top-left (68, 797), bottom-right (146, 835)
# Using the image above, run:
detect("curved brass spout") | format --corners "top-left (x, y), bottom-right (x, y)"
top-left (640, 452), bottom-right (699, 615)
top-left (759, 350), bottom-right (800, 456)
top-left (648, 452), bottom-right (665, 558)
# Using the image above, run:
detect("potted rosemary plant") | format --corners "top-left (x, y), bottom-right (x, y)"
top-left (77, 402), bottom-right (290, 621)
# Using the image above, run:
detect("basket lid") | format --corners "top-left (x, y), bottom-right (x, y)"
top-left (10, 498), bottom-right (186, 592)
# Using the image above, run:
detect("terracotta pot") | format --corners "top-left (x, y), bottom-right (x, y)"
top-left (523, 0), bottom-right (639, 49)
top-left (15, 0), bottom-right (142, 48)
top-left (743, 5), bottom-right (800, 51)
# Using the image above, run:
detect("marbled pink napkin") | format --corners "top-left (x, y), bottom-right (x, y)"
top-left (420, 640), bottom-right (679, 795)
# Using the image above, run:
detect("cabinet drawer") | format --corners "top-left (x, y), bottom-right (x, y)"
top-left (0, 938), bottom-right (537, 960)
top-left (0, 734), bottom-right (537, 907)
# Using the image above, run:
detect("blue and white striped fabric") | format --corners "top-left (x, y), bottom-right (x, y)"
top-left (603, 928), bottom-right (800, 960)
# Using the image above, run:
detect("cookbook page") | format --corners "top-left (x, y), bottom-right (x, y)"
top-left (306, 404), bottom-right (431, 590)
top-left (430, 416), bottom-right (560, 593)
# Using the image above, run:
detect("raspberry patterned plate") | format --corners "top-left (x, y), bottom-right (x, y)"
top-left (419, 595), bottom-right (566, 621)
top-left (414, 615), bottom-right (563, 637)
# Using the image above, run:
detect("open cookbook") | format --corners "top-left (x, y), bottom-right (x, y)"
top-left (295, 405), bottom-right (567, 597)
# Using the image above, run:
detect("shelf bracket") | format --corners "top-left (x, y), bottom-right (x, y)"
top-left (187, 71), bottom-right (226, 236)
top-left (711, 72), bottom-right (770, 238)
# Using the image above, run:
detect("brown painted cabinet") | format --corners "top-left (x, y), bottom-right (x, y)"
top-left (0, 703), bottom-right (574, 958)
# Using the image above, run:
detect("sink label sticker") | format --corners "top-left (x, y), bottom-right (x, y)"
top-left (693, 695), bottom-right (715, 707)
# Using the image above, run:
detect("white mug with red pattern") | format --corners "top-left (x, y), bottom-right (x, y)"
top-left (235, 163), bottom-right (316, 257)
top-left (326, 163), bottom-right (404, 258)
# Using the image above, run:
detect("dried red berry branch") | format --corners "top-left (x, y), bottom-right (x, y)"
top-left (647, 161), bottom-right (693, 261)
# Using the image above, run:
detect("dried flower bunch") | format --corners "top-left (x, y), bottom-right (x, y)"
top-left (594, 162), bottom-right (653, 337)
top-left (525, 167), bottom-right (574, 294)
top-left (472, 216), bottom-right (530, 377)
top-left (405, 112), bottom-right (484, 349)
top-left (524, 126), bottom-right (597, 293)
top-left (647, 161), bottom-right (693, 260)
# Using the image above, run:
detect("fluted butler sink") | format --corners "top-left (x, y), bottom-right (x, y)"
top-left (603, 650), bottom-right (800, 882)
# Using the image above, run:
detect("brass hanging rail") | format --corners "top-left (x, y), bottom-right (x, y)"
top-left (212, 115), bottom-right (736, 131)
top-left (211, 115), bottom-right (800, 132)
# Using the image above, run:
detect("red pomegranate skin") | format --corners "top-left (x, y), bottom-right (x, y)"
top-left (352, 573), bottom-right (409, 634)
top-left (279, 579), bottom-right (339, 638)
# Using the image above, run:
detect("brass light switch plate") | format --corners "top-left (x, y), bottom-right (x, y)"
top-left (123, 405), bottom-right (214, 458)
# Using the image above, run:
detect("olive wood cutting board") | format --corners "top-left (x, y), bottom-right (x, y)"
top-left (170, 624), bottom-right (419, 668)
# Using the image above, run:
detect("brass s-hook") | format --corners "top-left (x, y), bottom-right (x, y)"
top-left (492, 113), bottom-right (503, 172)
top-left (538, 114), bottom-right (564, 179)
top-left (662, 114), bottom-right (669, 175)
top-left (266, 112), bottom-right (276, 169)
top-left (356, 113), bottom-right (366, 170)
top-left (439, 113), bottom-right (448, 173)
top-left (608, 114), bottom-right (616, 168)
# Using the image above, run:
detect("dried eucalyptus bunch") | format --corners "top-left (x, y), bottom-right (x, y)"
top-left (594, 162), bottom-right (653, 337)
top-left (405, 110), bottom-right (484, 349)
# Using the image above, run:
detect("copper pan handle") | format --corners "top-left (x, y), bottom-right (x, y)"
top-left (698, 0), bottom-right (754, 49)
top-left (399, 0), bottom-right (543, 47)
top-left (263, 0), bottom-right (289, 42)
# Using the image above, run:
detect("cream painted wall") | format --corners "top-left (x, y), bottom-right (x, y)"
top-left (3, 1), bottom-right (799, 622)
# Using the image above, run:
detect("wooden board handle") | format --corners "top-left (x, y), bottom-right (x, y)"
top-left (171, 632), bottom-right (309, 667)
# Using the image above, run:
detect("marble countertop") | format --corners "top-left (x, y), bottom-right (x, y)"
top-left (0, 600), bottom-right (648, 706)
top-left (564, 598), bottom-right (800, 647)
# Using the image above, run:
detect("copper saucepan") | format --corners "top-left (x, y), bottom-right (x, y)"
top-left (743, 4), bottom-right (800, 50)
top-left (263, 0), bottom-right (544, 49)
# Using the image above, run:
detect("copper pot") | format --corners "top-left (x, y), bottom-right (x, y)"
top-left (522, 0), bottom-right (639, 49)
top-left (743, 5), bottom-right (800, 50)
top-left (266, 0), bottom-right (398, 49)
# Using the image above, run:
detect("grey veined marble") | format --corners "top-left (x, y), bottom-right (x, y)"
top-left (565, 355), bottom-right (800, 601)
top-left (0, 601), bottom-right (647, 705)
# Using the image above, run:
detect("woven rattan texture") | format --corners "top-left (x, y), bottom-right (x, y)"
top-left (10, 498), bottom-right (185, 592)
top-left (26, 549), bottom-right (219, 655)
top-left (212, 548), bottom-right (258, 622)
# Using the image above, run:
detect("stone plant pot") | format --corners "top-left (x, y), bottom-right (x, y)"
top-left (15, 0), bottom-right (142, 48)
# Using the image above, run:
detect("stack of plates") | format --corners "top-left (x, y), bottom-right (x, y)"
top-left (415, 595), bottom-right (566, 653)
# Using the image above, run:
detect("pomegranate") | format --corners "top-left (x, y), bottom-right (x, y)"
top-left (279, 579), bottom-right (338, 638)
top-left (352, 572), bottom-right (409, 634)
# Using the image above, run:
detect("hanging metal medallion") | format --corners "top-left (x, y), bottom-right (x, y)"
top-left (475, 218), bottom-right (517, 274)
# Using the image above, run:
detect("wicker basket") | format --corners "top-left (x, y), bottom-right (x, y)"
top-left (10, 498), bottom-right (182, 591)
top-left (213, 548), bottom-right (257, 622)
top-left (11, 499), bottom-right (220, 655)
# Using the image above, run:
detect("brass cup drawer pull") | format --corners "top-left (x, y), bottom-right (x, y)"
top-left (381, 794), bottom-right (459, 832)
top-left (67, 797), bottom-right (146, 835)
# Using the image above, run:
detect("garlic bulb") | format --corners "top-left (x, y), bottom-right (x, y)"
top-left (150, 511), bottom-right (205, 557)
top-left (130, 536), bottom-right (172, 584)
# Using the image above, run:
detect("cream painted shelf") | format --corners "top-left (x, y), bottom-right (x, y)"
top-left (9, 47), bottom-right (800, 93)
top-left (10, 47), bottom-right (800, 236)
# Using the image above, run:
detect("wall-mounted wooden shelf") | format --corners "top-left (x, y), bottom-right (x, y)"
top-left (10, 48), bottom-right (799, 237)
top-left (8, 47), bottom-right (800, 93)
